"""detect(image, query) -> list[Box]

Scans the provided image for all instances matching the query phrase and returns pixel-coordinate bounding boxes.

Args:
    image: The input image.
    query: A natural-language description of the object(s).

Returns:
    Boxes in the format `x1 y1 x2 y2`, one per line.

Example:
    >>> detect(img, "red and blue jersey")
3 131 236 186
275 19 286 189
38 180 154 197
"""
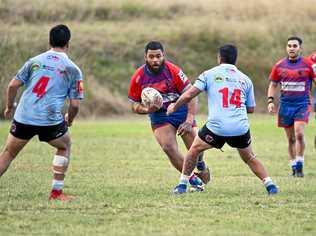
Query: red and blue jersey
269 57 315 105
128 61 191 110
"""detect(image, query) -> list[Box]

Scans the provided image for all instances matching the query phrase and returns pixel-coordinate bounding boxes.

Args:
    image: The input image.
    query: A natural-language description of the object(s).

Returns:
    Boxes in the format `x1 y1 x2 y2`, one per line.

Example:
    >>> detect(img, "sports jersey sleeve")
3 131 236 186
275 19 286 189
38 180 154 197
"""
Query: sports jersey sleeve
68 66 84 99
269 64 280 83
245 80 256 108
309 57 316 80
170 64 191 94
128 70 142 103
193 72 207 91
15 60 32 84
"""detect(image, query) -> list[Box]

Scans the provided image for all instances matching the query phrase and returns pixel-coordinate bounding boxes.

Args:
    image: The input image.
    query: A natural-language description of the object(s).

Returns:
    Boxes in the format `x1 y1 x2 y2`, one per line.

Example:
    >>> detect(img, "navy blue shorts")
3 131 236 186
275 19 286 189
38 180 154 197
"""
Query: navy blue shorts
149 105 196 130
278 103 310 127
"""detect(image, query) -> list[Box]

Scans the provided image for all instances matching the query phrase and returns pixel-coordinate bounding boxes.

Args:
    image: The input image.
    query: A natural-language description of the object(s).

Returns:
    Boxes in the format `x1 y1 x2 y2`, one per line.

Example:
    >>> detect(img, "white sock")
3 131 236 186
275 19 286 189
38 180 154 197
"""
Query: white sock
52 179 64 190
295 156 304 163
290 159 297 167
263 177 273 187
179 174 190 185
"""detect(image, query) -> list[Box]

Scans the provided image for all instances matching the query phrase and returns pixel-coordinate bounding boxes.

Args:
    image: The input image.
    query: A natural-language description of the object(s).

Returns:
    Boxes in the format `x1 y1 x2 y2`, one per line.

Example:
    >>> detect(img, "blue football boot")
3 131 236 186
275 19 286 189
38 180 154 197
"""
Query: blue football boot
295 161 304 177
266 183 278 195
189 175 205 192
173 184 187 195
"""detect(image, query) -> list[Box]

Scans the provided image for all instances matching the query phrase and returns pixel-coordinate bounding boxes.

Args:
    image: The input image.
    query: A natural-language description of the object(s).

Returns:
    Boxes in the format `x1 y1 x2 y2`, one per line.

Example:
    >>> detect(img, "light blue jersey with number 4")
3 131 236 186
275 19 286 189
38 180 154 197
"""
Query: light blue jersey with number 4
194 64 255 136
14 50 84 126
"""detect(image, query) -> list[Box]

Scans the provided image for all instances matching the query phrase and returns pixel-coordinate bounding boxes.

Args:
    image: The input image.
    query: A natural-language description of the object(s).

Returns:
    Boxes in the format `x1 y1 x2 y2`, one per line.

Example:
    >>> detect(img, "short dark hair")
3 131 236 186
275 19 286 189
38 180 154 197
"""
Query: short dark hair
145 41 164 53
49 24 71 48
287 36 303 45
219 44 238 65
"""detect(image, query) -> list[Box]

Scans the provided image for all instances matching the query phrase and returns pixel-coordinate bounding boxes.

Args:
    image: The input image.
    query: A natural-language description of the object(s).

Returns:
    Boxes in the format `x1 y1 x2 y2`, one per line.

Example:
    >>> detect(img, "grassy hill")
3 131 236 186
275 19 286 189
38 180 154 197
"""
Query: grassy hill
1 0 315 117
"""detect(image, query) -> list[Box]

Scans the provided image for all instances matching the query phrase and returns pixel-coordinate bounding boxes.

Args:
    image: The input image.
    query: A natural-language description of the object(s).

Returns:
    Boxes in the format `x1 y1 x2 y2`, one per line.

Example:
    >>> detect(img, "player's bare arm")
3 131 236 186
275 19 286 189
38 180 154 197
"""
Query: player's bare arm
131 102 159 114
167 86 201 115
66 99 80 127
4 78 23 119
267 81 278 114
177 85 198 136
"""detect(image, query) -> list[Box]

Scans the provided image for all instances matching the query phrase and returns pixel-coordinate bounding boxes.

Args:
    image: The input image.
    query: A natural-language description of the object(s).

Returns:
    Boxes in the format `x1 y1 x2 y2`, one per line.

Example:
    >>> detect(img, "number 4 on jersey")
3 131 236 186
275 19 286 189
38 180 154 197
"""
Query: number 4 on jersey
32 76 50 97
218 87 241 108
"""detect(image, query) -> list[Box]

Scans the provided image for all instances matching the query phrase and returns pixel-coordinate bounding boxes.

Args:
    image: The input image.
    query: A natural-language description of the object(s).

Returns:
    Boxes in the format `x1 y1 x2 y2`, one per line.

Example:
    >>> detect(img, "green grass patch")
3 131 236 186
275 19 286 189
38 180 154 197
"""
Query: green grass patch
0 115 315 235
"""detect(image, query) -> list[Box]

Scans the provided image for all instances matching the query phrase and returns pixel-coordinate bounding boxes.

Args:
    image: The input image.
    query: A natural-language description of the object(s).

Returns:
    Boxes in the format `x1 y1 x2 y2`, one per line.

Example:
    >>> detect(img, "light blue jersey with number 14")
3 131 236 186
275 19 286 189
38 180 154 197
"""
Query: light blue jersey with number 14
14 50 84 126
194 63 255 136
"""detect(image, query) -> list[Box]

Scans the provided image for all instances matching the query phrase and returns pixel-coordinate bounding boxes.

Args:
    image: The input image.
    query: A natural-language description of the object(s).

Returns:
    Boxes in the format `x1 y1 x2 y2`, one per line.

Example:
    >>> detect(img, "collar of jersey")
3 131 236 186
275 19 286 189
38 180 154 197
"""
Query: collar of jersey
48 49 68 58
219 63 237 70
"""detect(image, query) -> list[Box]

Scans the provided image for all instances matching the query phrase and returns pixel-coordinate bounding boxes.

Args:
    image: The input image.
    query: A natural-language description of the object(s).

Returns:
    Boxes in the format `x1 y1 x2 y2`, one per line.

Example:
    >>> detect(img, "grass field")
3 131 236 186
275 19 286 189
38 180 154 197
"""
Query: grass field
0 115 316 235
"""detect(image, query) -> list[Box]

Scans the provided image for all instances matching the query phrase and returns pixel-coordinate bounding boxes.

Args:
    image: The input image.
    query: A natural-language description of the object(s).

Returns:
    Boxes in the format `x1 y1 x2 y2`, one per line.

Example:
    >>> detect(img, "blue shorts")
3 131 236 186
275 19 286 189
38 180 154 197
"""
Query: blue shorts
278 103 310 127
149 105 195 130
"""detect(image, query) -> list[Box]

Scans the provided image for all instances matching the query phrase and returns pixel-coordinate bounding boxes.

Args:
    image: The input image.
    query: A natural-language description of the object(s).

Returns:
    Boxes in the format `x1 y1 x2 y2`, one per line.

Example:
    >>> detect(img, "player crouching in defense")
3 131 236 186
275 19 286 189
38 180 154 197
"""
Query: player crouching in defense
167 44 278 195
128 41 210 191
0 24 83 201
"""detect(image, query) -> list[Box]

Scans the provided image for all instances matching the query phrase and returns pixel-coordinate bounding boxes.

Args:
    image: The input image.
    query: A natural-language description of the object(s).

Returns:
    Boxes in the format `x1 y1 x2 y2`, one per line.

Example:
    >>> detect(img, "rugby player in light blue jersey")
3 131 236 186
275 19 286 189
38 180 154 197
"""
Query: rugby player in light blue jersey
167 44 278 195
0 24 84 201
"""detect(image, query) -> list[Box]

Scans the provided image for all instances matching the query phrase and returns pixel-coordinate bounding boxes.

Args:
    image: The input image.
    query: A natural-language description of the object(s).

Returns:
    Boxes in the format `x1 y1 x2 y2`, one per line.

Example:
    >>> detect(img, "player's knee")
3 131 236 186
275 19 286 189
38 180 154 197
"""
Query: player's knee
161 143 177 155
288 136 296 145
3 146 18 160
295 132 304 143
52 155 69 174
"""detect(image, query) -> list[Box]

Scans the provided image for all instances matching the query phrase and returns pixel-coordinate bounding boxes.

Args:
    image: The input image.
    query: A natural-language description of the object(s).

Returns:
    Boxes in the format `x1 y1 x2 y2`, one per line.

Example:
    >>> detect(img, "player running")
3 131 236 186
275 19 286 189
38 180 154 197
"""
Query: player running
167 44 278 195
267 36 316 177
128 41 210 191
0 24 84 201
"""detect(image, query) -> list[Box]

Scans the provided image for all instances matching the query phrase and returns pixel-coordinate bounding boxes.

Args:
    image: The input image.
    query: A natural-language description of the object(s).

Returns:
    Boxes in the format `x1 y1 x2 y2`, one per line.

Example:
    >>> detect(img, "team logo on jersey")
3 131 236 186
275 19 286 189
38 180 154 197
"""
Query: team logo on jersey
214 76 224 83
77 80 84 93
47 55 60 61
42 65 55 71
178 70 188 82
31 62 41 72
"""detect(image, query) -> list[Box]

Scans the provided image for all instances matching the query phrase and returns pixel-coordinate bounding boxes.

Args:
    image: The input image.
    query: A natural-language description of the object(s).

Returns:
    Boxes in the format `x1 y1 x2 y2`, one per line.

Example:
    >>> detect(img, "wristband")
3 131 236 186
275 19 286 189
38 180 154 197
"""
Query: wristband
267 96 274 104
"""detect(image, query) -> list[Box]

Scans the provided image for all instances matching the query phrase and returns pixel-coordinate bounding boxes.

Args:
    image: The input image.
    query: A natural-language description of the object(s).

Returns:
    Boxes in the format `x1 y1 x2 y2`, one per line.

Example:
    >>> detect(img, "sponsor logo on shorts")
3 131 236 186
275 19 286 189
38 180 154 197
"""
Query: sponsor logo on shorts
10 123 16 133
205 134 214 143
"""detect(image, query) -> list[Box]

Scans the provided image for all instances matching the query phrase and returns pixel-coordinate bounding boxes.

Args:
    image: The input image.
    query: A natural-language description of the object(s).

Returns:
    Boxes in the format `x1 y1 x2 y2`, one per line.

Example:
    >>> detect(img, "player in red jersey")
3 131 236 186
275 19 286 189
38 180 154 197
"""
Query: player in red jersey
267 36 316 177
128 41 210 189
305 52 316 148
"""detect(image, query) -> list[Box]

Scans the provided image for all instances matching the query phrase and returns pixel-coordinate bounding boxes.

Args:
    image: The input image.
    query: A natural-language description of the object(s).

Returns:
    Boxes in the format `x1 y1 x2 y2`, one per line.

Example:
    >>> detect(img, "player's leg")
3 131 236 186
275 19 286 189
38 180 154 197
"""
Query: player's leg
284 127 296 175
181 127 211 184
278 105 296 175
0 120 34 177
174 134 212 194
47 132 73 201
0 134 29 177
39 121 73 201
153 124 184 172
293 121 307 177
237 145 278 194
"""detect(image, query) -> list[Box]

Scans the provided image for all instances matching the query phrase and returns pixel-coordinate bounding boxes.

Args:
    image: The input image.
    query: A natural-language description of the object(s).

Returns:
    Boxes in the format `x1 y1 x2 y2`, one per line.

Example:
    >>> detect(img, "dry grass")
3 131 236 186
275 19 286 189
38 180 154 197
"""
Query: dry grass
0 0 316 115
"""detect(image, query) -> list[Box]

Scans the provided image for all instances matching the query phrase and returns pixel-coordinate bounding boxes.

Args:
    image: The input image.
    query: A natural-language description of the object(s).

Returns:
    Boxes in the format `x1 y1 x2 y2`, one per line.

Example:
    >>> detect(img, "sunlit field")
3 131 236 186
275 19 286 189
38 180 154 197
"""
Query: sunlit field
0 115 315 235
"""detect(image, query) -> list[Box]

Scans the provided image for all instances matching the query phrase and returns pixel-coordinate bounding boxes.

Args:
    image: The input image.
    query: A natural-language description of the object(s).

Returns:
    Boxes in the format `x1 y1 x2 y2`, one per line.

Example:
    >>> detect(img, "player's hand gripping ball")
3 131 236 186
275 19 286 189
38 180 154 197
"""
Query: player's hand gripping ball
141 87 163 109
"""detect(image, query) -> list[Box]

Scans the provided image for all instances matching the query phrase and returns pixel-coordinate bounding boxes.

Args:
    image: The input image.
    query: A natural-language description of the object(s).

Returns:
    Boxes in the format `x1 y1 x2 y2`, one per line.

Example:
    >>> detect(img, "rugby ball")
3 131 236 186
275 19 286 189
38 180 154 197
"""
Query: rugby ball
141 87 163 108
